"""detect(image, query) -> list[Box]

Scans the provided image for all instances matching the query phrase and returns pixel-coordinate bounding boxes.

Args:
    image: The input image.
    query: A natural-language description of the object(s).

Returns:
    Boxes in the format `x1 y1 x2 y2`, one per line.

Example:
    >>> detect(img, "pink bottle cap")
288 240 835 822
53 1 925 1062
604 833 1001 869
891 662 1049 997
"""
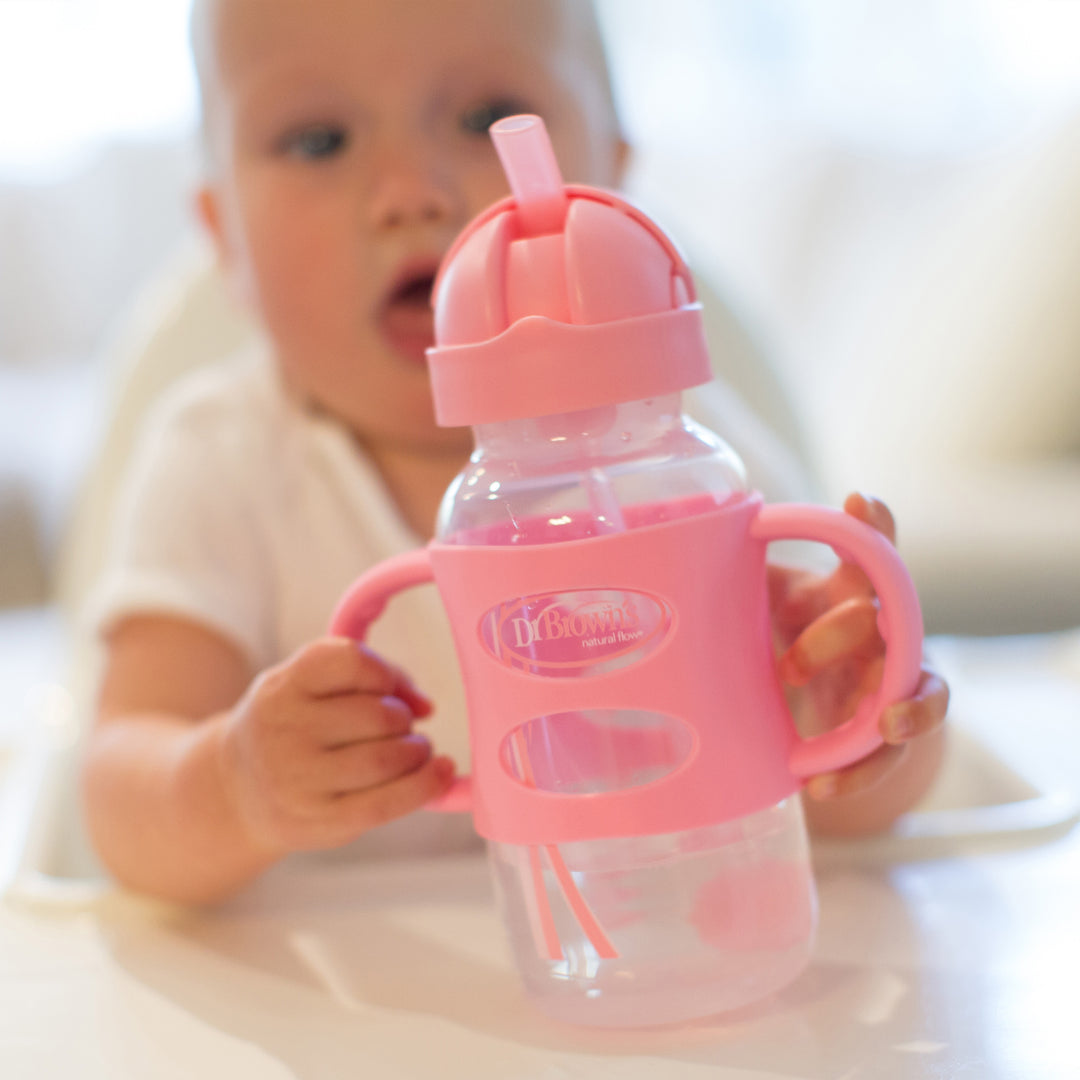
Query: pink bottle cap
426 115 713 426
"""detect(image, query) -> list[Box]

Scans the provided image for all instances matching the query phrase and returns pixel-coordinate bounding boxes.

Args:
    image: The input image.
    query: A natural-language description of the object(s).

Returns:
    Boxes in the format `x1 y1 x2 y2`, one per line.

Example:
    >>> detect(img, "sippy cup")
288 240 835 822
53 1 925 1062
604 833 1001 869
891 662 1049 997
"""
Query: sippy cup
331 115 924 1027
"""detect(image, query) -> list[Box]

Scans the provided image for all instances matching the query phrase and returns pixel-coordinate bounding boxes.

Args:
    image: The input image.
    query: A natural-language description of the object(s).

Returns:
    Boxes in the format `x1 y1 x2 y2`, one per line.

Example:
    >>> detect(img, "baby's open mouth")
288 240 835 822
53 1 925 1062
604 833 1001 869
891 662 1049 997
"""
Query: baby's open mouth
392 273 436 307
378 264 439 364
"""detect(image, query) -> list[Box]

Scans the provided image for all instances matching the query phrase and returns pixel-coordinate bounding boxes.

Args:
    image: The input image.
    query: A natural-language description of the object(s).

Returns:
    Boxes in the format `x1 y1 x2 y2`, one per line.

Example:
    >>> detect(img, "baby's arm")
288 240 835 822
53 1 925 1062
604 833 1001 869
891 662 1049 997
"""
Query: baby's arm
82 616 454 904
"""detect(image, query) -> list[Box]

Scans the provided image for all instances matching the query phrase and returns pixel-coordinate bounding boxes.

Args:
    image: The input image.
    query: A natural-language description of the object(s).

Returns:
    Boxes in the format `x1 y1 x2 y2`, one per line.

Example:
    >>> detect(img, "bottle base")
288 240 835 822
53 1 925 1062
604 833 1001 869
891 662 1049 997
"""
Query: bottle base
490 798 818 1028
523 944 813 1029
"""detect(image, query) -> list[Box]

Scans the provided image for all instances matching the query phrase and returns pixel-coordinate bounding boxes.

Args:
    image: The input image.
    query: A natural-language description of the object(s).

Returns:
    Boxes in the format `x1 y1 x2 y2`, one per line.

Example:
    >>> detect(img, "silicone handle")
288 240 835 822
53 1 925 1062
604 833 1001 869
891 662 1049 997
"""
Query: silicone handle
751 504 924 777
329 548 472 813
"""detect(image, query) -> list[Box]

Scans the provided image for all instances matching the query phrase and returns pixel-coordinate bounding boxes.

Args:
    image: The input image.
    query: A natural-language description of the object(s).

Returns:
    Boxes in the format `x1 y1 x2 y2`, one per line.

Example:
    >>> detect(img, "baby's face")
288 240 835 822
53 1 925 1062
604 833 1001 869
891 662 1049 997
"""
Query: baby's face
197 0 626 455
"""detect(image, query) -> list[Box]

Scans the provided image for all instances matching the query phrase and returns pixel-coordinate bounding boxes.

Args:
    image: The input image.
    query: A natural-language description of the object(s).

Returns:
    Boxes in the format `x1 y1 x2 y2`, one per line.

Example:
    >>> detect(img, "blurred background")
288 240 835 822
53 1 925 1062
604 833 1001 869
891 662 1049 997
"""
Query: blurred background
2 0 1079 636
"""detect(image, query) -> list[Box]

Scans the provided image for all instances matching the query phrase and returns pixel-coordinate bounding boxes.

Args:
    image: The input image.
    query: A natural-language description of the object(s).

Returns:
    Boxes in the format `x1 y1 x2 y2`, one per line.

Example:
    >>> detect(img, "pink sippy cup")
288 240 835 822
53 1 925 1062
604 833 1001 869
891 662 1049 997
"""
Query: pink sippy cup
331 116 924 1027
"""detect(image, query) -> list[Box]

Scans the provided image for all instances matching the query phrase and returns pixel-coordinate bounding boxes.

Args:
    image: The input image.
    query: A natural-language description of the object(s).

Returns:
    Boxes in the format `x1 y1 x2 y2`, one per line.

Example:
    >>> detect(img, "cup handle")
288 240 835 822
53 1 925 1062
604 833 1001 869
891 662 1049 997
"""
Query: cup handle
751 504 925 778
329 548 472 813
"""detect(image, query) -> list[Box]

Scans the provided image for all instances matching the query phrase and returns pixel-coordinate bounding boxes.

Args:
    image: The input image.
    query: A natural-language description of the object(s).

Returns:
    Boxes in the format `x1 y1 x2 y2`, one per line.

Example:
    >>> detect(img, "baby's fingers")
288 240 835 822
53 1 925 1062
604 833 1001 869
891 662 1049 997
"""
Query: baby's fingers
331 755 457 837
311 691 417 748
843 492 896 545
805 742 907 802
778 596 882 687
881 667 950 745
286 638 433 717
814 494 897 609
769 495 896 637
319 733 434 796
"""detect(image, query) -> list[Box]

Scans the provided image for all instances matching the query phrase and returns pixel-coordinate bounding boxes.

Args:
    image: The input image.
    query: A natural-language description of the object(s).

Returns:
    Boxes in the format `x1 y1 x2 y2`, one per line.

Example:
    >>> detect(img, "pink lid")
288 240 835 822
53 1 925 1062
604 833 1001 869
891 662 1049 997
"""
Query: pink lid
426 115 712 426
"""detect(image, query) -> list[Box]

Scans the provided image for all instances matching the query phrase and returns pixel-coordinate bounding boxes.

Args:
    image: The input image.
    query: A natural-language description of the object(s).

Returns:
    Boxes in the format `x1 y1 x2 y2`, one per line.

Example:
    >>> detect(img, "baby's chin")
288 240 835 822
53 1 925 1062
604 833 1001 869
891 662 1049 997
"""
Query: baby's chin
308 375 468 453
352 412 473 457
379 322 434 366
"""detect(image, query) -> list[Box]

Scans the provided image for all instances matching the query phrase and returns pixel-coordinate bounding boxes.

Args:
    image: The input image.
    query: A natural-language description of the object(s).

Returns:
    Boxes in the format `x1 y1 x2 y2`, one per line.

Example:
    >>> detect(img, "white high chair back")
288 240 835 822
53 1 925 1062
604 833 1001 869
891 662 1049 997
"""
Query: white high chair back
56 240 257 622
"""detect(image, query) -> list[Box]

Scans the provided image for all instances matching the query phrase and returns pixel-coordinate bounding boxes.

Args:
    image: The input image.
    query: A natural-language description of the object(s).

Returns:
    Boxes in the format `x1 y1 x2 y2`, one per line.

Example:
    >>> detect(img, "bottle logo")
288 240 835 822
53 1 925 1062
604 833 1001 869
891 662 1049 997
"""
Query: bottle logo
479 588 673 676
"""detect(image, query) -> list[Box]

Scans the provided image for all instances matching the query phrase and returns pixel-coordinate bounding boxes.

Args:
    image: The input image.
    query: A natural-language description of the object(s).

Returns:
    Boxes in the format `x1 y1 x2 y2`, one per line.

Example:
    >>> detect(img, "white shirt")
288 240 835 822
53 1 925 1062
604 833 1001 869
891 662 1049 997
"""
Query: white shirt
90 347 811 855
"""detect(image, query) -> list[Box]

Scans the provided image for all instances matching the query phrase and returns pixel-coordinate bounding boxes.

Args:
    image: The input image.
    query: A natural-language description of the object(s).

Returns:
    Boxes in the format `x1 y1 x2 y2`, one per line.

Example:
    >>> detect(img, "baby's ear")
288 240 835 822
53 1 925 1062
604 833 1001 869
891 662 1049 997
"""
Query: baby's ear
194 184 227 260
194 184 251 311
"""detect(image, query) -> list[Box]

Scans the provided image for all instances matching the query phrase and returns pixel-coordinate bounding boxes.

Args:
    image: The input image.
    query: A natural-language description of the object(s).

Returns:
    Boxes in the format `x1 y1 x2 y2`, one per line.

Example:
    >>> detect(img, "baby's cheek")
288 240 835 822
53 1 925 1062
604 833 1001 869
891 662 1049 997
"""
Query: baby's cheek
256 253 358 351
244 204 349 305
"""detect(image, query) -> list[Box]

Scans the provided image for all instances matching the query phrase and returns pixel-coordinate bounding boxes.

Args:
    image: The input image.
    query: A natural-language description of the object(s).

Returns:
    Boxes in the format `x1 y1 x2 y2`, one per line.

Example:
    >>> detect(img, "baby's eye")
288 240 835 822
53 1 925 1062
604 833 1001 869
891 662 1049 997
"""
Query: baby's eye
280 124 348 160
460 98 531 135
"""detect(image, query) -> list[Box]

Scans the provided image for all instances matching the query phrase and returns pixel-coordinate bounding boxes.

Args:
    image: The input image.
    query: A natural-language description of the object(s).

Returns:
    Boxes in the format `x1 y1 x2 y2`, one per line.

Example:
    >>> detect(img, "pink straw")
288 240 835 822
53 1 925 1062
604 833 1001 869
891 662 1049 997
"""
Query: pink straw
510 728 617 961
489 114 569 237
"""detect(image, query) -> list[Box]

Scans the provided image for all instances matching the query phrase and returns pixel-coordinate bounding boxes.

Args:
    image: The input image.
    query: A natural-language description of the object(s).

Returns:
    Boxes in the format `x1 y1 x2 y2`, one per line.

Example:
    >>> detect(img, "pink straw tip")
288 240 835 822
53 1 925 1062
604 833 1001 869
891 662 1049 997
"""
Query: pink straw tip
490 114 568 236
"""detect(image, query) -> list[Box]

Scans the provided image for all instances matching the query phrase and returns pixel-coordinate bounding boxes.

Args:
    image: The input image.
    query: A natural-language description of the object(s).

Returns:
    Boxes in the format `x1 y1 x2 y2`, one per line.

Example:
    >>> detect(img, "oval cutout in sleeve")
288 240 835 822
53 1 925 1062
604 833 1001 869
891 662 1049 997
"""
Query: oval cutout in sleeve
500 709 694 795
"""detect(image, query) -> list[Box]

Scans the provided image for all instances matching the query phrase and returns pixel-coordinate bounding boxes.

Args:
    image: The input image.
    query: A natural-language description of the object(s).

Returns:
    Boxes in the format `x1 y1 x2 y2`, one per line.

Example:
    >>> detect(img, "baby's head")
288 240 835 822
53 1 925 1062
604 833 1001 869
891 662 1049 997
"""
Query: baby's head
190 0 628 457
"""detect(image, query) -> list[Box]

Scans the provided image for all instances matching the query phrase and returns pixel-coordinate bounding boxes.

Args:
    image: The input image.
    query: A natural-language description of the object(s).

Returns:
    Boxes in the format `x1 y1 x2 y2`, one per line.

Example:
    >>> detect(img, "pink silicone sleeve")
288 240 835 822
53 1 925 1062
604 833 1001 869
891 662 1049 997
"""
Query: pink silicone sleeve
751 504 925 777
328 549 473 813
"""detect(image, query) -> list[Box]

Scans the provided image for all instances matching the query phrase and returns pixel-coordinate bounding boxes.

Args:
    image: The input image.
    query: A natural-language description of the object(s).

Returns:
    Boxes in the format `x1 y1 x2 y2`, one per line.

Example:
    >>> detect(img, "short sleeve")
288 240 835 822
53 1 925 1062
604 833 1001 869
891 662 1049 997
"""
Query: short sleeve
87 378 274 669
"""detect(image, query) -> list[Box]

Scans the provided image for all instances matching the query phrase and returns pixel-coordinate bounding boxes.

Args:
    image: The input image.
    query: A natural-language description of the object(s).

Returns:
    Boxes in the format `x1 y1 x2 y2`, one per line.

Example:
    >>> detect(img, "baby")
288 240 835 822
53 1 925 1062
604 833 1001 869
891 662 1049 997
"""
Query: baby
81 0 947 903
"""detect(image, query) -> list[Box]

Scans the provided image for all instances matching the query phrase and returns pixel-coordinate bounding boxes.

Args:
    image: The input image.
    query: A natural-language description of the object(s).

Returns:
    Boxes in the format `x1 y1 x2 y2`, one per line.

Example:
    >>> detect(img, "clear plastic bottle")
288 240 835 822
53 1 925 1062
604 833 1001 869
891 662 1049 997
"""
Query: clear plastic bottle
434 395 817 1026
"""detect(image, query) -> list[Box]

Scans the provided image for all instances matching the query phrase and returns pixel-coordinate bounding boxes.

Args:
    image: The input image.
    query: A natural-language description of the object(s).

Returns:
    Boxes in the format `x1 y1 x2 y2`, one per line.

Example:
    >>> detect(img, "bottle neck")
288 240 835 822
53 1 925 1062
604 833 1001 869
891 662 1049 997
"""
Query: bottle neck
471 394 685 470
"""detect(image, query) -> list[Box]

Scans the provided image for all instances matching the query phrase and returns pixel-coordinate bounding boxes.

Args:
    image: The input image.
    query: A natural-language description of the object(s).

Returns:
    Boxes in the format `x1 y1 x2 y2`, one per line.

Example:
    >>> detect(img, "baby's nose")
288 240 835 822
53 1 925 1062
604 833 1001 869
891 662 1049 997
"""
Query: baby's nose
366 144 458 231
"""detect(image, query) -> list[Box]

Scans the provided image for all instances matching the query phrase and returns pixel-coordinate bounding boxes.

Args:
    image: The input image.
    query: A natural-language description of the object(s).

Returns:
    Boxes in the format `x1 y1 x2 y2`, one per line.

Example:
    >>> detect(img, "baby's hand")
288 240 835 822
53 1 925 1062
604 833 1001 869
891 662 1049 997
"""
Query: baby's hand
768 493 949 805
217 638 455 856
